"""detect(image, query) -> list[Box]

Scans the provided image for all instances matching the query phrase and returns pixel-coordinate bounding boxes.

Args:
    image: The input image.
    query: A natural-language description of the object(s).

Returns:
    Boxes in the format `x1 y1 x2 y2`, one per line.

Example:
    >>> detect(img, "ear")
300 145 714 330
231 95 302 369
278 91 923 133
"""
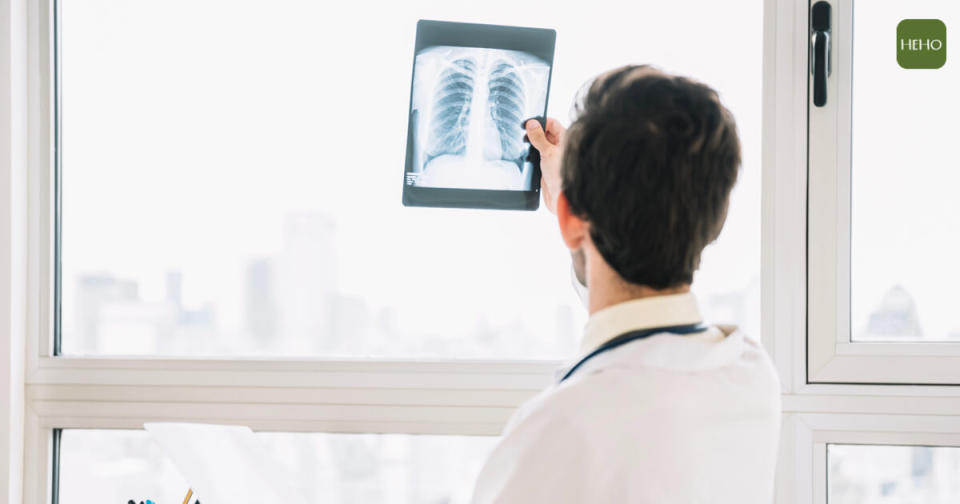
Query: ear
556 192 588 251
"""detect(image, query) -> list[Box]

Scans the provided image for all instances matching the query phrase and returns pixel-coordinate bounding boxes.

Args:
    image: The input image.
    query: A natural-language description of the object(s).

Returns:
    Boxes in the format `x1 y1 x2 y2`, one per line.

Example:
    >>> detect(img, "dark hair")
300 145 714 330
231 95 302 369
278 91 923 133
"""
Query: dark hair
561 65 741 289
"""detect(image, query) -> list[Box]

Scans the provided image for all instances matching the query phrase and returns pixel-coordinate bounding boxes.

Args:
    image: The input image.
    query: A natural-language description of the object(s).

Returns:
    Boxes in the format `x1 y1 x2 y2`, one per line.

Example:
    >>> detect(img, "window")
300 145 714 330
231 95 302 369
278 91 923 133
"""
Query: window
18 0 765 501
806 0 960 384
773 412 960 504
849 2 960 343
59 430 495 504
15 0 959 502
829 444 960 502
58 0 763 358
764 0 960 503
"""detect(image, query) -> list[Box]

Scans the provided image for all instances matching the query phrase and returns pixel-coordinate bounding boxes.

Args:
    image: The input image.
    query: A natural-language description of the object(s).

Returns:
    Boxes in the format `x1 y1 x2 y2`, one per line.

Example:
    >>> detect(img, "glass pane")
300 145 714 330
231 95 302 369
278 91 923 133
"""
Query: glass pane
59 429 496 504
60 0 762 357
829 444 960 503
851 3 960 341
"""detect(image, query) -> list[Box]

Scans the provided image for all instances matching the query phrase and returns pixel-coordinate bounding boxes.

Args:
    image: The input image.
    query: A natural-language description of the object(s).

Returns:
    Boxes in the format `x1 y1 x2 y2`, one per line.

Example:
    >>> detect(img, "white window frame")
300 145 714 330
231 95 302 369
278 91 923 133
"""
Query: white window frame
2 0 29 500
804 0 960 385
765 0 960 502
777 412 960 504
2 0 960 502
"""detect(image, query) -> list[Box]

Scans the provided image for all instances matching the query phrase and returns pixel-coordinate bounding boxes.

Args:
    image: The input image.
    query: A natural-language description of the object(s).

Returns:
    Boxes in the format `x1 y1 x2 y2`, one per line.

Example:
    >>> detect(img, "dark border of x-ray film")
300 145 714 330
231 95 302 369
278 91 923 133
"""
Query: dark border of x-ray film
402 19 556 211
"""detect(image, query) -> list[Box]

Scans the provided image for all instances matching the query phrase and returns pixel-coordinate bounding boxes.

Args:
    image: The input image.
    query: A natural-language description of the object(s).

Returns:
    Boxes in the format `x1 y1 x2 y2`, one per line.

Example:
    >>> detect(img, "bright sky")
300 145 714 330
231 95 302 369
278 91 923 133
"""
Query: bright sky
850 1 960 339
62 0 765 355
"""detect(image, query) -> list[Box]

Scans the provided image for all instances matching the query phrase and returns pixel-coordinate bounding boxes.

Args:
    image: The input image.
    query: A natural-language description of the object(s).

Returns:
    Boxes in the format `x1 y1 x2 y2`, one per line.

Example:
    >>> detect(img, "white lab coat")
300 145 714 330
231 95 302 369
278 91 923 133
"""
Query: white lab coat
471 291 781 503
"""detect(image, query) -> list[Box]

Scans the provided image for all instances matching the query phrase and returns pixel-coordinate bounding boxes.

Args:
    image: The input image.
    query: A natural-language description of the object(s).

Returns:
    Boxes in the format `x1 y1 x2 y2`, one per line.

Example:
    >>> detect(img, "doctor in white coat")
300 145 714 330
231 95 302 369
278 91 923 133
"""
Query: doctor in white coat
471 65 781 503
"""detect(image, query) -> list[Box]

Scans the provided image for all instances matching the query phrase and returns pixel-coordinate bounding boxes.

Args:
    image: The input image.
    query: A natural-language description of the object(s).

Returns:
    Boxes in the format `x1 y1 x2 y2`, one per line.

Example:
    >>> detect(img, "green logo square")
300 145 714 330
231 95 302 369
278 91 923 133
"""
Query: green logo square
898 19 947 69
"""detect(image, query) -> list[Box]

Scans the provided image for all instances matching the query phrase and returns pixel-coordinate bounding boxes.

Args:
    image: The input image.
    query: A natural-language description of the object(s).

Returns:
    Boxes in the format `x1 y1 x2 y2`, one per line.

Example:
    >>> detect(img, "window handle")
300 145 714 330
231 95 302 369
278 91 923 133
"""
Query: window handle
811 1 832 107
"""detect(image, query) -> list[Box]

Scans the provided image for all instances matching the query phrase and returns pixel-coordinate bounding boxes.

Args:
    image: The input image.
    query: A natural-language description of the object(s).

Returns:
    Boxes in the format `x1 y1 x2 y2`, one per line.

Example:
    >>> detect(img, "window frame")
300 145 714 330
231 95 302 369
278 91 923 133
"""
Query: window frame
778 412 960 504
764 0 960 502
2 0 29 500
4 0 960 502
805 0 960 385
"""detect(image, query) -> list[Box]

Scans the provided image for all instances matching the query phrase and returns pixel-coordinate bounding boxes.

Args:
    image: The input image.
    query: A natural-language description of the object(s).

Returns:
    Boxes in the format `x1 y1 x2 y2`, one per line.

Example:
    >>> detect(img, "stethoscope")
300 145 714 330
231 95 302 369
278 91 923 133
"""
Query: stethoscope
559 323 707 383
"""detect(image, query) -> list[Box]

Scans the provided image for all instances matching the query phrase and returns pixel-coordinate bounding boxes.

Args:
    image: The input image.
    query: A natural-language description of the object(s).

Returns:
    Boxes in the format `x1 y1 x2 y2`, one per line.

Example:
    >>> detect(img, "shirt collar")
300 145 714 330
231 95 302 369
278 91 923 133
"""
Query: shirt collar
580 292 704 355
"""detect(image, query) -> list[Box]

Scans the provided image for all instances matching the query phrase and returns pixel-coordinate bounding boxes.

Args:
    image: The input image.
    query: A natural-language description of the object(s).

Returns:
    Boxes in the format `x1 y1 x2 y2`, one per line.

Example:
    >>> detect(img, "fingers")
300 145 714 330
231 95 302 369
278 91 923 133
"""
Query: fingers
525 119 553 153
523 117 563 215
524 117 565 149
544 117 566 144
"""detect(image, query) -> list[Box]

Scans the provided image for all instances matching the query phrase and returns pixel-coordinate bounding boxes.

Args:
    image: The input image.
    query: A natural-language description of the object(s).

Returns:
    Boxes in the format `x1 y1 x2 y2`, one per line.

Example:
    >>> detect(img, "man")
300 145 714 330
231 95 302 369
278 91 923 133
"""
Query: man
471 65 781 503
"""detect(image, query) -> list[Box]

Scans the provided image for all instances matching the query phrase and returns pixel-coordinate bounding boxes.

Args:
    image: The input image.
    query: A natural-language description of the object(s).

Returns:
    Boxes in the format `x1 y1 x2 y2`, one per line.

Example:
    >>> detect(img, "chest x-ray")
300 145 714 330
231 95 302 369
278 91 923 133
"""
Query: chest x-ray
408 47 550 191
402 20 555 210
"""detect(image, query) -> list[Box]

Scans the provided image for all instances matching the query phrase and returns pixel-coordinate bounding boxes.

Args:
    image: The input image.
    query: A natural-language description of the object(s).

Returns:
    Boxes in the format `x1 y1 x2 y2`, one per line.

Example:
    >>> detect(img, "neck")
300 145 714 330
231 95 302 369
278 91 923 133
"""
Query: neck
585 248 691 315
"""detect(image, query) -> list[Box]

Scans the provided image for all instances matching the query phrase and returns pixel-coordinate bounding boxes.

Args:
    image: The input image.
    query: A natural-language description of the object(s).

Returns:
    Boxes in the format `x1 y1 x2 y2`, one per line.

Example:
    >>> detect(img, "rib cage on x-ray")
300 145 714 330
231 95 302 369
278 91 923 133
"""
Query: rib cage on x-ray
425 58 476 167
408 46 550 191
423 57 529 172
487 61 526 168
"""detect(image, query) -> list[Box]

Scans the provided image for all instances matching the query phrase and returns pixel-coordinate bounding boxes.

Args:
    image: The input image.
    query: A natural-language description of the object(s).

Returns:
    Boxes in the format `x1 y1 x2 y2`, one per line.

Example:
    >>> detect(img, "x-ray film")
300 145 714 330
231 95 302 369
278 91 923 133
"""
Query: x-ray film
403 20 556 210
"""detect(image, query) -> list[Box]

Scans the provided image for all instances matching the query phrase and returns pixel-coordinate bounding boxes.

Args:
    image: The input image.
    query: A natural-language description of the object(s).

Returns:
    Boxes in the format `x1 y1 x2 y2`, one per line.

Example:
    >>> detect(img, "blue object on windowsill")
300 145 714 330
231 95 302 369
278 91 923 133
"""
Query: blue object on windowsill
127 500 198 504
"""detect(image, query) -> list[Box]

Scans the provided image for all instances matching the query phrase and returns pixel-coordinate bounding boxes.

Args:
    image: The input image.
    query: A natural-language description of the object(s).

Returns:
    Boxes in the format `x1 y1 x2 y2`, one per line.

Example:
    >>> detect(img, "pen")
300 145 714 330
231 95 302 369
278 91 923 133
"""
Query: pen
182 489 194 504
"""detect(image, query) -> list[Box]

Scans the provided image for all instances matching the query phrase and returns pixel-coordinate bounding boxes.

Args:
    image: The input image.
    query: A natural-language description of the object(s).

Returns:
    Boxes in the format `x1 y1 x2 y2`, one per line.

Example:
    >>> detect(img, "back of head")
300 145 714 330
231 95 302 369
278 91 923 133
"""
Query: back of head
561 65 742 290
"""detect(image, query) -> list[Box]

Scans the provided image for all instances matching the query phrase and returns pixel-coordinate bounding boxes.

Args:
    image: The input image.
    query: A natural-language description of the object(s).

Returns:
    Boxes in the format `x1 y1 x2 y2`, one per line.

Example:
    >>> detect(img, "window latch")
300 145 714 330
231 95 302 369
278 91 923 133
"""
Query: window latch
811 1 832 107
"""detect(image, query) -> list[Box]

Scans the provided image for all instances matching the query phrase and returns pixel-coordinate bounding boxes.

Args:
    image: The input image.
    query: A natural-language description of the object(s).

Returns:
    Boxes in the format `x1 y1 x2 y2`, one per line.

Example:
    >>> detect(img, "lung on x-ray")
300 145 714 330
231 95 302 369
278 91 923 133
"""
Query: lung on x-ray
402 21 555 210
